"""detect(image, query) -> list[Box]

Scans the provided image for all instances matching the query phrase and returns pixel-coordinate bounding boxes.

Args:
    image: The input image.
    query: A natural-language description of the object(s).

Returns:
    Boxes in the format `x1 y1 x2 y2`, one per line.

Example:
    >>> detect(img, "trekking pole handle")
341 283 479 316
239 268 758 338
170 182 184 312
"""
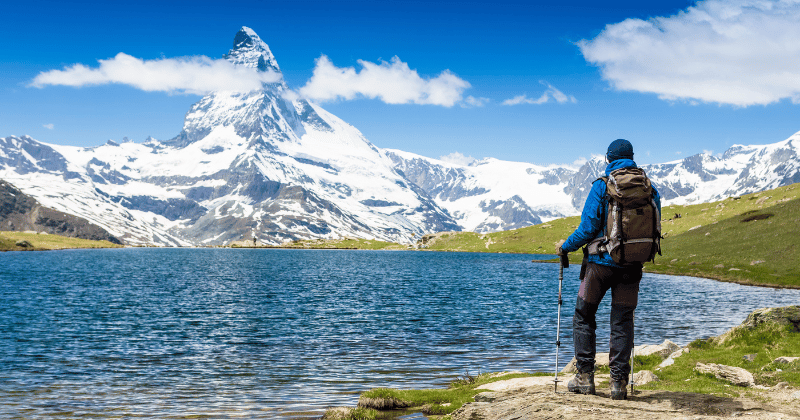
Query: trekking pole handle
560 253 569 269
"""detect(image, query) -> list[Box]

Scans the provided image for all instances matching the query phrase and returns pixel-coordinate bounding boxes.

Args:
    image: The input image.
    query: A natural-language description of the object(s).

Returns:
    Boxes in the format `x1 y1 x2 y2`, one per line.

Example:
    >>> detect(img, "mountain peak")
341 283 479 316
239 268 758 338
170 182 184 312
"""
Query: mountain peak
225 26 281 73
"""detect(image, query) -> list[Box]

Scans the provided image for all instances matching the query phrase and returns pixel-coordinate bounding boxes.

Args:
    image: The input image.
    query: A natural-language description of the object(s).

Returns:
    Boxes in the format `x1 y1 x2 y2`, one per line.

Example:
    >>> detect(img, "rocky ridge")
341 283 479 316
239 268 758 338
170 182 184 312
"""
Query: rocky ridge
0 179 121 244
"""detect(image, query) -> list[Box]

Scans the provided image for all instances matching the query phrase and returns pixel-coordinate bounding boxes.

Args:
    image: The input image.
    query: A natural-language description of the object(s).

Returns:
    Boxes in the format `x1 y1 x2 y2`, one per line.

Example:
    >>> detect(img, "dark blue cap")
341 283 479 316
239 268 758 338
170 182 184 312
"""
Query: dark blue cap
607 139 634 161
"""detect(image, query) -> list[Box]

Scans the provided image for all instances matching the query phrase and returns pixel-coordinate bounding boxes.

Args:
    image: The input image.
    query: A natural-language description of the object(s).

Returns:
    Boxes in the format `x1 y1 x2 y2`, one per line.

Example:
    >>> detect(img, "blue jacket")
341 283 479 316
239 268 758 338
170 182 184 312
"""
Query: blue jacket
562 159 662 268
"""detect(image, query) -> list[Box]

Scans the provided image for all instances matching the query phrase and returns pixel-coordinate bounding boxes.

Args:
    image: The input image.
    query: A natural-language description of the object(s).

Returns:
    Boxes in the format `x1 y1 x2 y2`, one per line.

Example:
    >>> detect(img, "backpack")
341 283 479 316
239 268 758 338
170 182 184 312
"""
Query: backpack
589 167 661 265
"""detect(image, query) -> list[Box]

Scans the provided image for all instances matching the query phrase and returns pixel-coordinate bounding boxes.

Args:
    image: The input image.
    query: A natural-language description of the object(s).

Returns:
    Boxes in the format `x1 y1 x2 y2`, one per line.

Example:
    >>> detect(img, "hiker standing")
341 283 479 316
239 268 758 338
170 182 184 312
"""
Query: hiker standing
556 139 662 400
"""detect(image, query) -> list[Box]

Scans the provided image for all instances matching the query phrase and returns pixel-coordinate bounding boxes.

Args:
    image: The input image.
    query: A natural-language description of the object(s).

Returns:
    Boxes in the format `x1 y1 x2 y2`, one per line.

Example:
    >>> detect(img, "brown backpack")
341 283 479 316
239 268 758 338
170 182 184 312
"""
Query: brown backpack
590 167 661 265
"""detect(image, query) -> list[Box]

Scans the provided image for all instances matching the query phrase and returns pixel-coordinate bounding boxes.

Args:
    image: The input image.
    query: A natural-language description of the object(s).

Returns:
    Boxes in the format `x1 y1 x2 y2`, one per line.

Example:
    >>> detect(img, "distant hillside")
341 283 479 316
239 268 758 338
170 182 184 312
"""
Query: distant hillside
415 183 800 288
0 179 122 244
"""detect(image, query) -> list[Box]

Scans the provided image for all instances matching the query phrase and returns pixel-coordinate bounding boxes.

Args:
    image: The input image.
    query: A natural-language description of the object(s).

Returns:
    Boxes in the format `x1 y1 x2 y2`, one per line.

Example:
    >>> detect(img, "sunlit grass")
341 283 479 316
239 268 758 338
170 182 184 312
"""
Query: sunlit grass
0 231 122 251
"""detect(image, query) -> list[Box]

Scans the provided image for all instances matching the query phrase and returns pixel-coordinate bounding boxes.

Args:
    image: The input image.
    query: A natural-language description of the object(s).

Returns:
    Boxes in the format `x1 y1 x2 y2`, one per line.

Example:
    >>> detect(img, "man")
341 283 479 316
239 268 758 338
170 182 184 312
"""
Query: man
556 139 661 400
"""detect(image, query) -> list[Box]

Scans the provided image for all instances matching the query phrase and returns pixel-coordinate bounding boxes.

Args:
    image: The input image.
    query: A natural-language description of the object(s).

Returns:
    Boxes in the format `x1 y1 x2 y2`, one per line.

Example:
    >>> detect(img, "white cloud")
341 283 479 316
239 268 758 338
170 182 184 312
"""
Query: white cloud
461 95 489 108
299 55 471 107
502 82 576 105
42 123 54 130
439 151 476 166
579 0 800 106
571 156 588 167
30 53 282 95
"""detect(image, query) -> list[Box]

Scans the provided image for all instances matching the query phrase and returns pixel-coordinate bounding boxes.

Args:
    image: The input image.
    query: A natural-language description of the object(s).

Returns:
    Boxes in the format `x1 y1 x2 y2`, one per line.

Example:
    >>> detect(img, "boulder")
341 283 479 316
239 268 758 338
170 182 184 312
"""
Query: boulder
792 391 800 401
15 240 33 248
632 370 659 386
658 347 690 368
634 339 680 359
695 362 754 387
773 356 799 364
742 353 757 362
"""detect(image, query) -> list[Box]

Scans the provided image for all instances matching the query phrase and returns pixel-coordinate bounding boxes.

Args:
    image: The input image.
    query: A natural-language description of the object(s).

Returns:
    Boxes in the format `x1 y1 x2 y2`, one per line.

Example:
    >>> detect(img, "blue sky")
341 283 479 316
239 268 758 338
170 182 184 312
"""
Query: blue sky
3 0 799 167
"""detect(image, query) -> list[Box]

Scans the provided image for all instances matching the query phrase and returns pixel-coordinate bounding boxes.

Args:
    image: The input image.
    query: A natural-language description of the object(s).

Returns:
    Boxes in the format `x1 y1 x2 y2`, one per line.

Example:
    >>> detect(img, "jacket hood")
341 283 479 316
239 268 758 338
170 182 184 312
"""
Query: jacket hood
605 158 637 176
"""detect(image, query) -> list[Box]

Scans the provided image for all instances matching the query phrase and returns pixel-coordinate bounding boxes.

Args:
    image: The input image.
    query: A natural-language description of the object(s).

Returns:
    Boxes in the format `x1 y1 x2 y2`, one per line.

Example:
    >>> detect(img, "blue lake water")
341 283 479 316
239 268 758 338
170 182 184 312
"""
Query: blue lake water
1 248 799 418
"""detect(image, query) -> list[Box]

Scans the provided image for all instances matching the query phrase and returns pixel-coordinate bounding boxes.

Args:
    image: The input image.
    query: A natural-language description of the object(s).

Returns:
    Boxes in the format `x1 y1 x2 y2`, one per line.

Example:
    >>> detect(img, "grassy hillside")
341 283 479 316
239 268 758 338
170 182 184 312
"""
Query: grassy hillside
418 183 800 288
0 231 123 251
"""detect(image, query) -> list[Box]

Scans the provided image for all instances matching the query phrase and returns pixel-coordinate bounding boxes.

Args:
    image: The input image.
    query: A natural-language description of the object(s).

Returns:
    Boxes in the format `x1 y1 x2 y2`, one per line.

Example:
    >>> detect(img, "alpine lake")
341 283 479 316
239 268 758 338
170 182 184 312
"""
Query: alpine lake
2 248 799 418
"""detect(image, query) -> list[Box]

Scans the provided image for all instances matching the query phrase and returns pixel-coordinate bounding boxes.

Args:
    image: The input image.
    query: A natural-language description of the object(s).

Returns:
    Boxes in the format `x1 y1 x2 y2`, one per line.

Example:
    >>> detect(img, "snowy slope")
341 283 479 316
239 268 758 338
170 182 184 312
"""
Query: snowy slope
386 149 577 232
387 132 800 232
0 27 458 246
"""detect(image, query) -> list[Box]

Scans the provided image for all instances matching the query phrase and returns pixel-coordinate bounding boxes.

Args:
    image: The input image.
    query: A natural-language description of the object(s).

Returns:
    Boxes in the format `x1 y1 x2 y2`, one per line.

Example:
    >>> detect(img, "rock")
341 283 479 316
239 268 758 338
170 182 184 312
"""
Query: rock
716 306 800 343
669 347 690 359
792 391 800 400
773 356 799 364
474 392 498 402
658 358 674 368
15 240 33 248
635 339 680 359
773 382 790 390
750 260 765 265
632 370 659 385
742 353 757 362
695 362 754 387
657 348 689 368
562 341 680 373
714 264 724 269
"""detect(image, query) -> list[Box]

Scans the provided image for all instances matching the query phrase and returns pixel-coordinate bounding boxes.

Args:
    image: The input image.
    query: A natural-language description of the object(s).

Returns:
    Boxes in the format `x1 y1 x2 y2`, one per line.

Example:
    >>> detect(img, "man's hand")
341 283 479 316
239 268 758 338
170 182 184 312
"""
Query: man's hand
556 239 566 256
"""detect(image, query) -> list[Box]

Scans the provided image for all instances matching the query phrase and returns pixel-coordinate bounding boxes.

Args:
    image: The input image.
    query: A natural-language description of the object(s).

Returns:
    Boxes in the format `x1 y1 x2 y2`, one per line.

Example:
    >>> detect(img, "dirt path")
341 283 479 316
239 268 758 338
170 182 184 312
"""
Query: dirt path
452 377 800 420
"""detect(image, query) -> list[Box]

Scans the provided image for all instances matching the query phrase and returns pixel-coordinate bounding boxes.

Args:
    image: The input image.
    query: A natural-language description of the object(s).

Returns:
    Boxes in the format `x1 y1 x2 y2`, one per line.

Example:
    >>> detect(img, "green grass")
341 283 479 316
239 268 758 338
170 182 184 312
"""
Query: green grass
0 231 123 251
633 320 800 396
355 372 548 417
420 183 800 288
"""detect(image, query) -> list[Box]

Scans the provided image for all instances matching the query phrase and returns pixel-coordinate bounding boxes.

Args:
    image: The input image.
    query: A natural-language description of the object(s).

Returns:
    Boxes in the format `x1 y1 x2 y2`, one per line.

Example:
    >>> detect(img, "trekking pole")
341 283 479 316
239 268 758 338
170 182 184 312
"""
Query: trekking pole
630 310 635 395
553 253 569 393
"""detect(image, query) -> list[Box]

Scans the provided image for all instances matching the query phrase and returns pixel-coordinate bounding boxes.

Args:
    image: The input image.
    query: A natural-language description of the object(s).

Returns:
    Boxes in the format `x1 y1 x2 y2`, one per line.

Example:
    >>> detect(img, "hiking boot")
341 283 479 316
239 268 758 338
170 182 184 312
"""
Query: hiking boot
610 378 628 400
567 372 595 395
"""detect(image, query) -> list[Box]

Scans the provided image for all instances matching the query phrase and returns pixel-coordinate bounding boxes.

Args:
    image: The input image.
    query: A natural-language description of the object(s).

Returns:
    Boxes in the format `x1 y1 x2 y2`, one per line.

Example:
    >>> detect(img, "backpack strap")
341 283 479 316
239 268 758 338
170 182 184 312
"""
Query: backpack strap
586 177 610 256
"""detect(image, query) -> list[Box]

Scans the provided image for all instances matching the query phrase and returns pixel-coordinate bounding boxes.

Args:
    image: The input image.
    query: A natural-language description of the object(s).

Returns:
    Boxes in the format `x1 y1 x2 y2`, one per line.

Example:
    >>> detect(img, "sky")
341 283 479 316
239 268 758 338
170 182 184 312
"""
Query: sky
2 0 800 167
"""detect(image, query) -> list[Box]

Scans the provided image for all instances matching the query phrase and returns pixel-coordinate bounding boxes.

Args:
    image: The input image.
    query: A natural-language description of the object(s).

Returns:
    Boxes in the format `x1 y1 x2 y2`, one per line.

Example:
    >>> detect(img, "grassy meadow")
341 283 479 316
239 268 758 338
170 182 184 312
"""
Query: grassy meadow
0 231 123 251
419 183 800 288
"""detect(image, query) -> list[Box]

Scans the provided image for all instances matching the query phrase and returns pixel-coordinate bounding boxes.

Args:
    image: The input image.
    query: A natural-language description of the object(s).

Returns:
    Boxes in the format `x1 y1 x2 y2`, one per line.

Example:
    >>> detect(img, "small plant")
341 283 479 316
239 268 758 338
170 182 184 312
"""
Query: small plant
450 370 482 388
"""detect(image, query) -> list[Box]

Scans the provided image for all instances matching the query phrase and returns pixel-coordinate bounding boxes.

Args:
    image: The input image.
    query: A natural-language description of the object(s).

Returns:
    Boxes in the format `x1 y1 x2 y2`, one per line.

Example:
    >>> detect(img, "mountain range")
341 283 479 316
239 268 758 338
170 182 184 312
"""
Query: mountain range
1 27 799 246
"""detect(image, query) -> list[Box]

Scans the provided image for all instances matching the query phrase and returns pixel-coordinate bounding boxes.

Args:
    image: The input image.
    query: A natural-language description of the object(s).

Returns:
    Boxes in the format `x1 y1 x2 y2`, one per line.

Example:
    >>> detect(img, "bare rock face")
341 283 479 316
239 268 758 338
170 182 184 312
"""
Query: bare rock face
694 362 755 387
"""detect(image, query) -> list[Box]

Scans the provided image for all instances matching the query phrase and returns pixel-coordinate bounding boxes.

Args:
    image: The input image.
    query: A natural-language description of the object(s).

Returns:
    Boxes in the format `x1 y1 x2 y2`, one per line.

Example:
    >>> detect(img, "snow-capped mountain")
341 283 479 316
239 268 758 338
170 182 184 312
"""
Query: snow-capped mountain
0 27 459 246
1 27 799 245
387 131 800 233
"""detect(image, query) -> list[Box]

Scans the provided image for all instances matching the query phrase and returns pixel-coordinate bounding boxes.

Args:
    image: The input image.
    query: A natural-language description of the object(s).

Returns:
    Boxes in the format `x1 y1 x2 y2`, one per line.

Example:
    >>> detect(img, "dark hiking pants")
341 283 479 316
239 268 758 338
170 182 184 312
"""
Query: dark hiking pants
573 262 642 381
